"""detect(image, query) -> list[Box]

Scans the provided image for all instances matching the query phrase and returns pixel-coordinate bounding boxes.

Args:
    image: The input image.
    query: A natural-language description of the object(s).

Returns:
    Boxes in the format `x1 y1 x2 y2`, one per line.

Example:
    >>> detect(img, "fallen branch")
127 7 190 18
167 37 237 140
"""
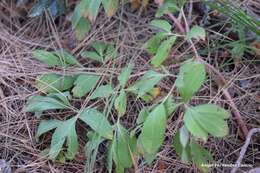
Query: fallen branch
154 0 249 137
231 128 260 173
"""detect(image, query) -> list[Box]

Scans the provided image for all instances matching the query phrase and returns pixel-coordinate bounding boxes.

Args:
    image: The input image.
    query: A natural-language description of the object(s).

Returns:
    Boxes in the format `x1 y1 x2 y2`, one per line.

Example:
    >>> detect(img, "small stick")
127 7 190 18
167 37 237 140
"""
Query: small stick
231 128 260 173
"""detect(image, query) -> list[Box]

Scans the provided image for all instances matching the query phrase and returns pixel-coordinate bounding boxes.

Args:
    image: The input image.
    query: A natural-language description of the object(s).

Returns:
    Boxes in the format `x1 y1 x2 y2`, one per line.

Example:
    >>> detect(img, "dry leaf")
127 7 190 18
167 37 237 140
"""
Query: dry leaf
131 0 149 10
251 41 260 56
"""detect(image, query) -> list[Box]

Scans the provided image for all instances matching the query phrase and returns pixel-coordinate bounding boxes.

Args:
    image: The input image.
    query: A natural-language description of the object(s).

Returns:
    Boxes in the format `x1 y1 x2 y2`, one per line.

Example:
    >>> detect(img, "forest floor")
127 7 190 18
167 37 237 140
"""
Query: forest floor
0 1 260 173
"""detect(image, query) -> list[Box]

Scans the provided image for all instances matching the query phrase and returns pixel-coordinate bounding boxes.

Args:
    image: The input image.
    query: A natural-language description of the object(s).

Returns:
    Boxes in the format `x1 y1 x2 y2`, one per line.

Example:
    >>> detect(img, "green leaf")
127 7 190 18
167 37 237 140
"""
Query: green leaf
81 51 103 63
92 41 107 55
163 96 177 117
54 49 81 67
47 91 71 106
87 0 102 22
139 87 161 102
102 0 119 17
172 130 191 162
56 152 66 163
85 132 105 172
118 63 133 88
138 104 167 163
175 60 206 101
186 25 206 41
155 1 179 17
136 107 149 124
143 32 168 55
25 95 68 113
231 43 245 59
104 43 117 61
179 125 189 148
90 84 114 99
71 4 82 28
36 74 75 93
29 0 51 17
128 70 164 98
175 0 187 7
32 50 62 67
114 90 127 117
16 0 28 6
81 42 117 63
107 142 113 173
36 119 61 138
75 17 91 41
79 108 113 139
151 36 176 67
49 117 77 159
205 0 260 36
47 0 66 17
72 74 100 97
112 123 133 169
184 104 230 140
173 132 182 156
150 19 172 33
190 139 213 173
79 0 90 17
65 125 79 160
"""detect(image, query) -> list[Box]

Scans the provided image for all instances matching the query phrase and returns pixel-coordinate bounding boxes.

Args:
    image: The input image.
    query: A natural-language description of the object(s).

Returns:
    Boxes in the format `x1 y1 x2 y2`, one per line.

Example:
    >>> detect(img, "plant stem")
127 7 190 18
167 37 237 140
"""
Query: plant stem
154 0 249 137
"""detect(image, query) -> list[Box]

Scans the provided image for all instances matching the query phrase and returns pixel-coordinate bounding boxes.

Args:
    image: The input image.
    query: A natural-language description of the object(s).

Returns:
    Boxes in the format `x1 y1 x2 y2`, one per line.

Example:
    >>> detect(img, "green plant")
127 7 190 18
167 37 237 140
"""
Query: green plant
204 0 260 36
24 0 66 17
24 1 234 173
71 0 120 40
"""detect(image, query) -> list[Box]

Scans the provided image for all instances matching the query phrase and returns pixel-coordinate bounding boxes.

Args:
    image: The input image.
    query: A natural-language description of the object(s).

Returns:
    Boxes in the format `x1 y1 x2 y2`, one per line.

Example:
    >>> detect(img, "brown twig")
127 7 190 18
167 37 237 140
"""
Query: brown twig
154 0 249 137
231 128 260 173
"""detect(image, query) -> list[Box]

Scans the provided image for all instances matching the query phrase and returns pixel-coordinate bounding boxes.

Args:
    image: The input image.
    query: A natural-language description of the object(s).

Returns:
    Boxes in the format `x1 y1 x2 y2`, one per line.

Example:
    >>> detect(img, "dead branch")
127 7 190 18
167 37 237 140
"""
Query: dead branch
231 128 260 173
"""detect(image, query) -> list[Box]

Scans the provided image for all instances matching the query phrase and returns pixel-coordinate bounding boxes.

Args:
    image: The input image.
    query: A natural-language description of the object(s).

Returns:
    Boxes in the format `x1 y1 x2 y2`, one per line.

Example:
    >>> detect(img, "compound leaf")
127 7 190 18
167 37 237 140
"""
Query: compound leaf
184 104 230 140
49 117 77 159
